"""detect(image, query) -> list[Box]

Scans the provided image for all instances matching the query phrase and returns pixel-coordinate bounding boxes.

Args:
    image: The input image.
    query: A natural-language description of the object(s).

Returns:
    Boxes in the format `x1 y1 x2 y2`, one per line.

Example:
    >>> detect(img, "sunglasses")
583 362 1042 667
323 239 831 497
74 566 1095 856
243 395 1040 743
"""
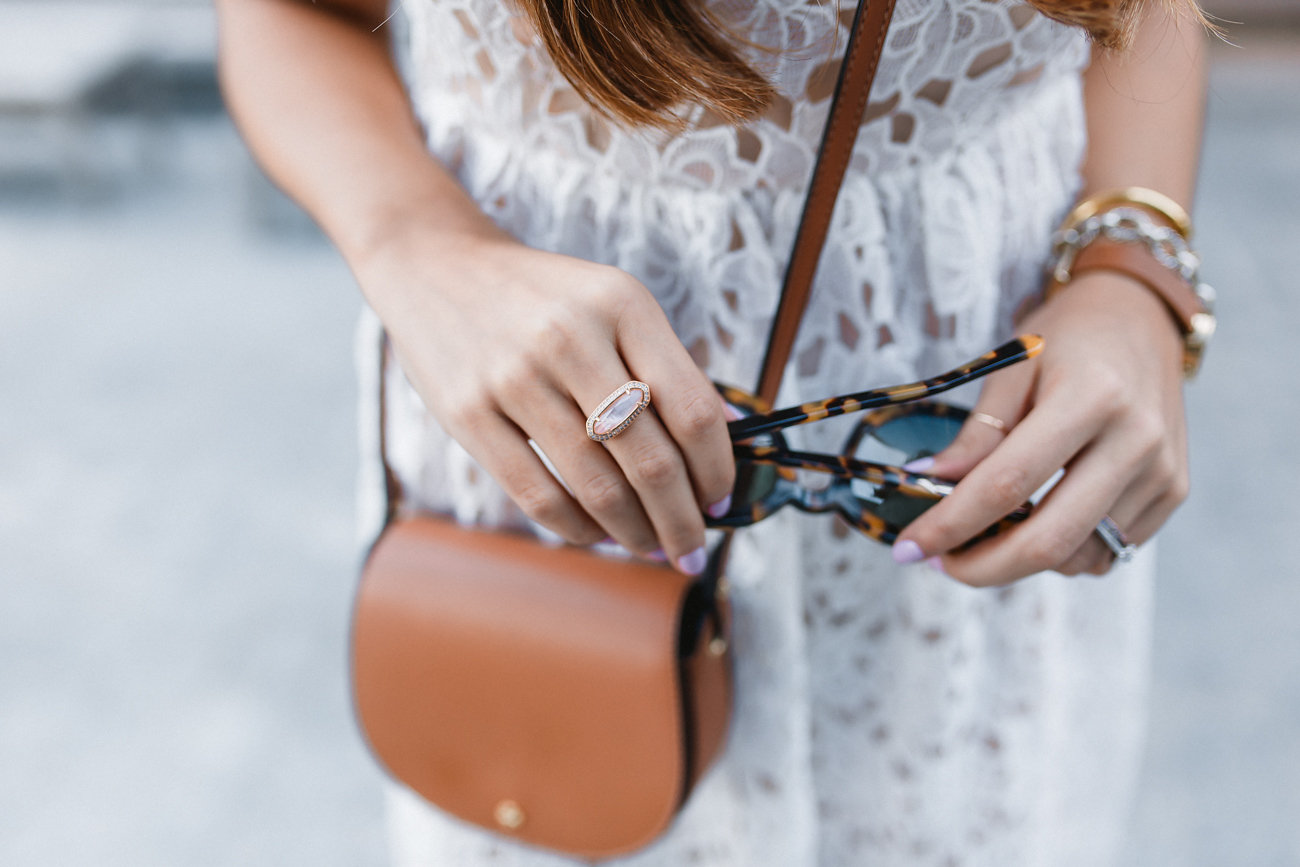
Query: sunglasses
704 336 1044 546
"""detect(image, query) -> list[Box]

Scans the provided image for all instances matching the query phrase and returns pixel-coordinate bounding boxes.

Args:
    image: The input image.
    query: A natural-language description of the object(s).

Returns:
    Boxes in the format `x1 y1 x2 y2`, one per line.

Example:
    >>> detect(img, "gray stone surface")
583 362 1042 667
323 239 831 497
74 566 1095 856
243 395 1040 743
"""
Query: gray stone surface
1 31 1297 867
1117 34 1300 867
0 122 386 866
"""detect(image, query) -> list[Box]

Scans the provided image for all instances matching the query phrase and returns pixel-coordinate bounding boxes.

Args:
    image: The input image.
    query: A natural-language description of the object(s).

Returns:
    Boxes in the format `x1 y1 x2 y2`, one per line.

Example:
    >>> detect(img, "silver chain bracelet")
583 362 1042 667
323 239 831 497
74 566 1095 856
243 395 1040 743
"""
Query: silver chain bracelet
1051 206 1217 311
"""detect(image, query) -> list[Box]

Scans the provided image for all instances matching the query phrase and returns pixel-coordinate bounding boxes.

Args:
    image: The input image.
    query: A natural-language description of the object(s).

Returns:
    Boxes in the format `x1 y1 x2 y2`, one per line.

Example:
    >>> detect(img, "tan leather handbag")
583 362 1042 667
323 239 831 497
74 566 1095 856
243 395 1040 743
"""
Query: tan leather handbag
350 0 896 858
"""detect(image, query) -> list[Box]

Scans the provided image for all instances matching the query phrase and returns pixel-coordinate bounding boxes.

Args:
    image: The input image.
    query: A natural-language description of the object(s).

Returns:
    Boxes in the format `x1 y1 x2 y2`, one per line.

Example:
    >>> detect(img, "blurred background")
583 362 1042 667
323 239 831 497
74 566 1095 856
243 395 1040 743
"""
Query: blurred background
1 1 1297 865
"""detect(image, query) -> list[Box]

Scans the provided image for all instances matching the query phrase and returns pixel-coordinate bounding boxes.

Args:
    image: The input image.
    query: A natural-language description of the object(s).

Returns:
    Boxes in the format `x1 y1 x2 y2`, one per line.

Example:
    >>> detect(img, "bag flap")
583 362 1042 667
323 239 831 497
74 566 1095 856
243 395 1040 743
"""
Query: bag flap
351 517 697 858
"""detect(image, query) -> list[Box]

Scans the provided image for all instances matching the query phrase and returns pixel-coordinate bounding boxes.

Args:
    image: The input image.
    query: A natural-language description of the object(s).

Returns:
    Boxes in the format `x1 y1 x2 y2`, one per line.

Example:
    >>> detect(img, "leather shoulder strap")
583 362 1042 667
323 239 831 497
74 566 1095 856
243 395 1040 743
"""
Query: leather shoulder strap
378 0 895 520
755 0 896 405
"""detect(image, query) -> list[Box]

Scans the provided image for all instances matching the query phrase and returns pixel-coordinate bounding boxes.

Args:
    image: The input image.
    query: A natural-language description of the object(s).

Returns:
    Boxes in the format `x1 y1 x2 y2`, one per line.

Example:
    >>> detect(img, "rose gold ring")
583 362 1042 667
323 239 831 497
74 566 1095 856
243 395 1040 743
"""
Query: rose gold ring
970 411 1008 433
586 381 651 442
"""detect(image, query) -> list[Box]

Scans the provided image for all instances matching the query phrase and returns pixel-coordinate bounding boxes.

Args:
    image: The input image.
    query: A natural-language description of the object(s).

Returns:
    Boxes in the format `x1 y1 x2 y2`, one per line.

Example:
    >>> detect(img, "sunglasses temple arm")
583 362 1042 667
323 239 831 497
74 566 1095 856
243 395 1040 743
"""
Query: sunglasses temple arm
729 335 1042 440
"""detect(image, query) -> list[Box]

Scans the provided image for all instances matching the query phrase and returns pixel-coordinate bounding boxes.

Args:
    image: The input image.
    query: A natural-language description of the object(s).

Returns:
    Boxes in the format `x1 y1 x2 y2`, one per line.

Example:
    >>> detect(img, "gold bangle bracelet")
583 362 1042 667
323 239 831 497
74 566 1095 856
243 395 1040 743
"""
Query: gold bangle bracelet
1061 186 1194 240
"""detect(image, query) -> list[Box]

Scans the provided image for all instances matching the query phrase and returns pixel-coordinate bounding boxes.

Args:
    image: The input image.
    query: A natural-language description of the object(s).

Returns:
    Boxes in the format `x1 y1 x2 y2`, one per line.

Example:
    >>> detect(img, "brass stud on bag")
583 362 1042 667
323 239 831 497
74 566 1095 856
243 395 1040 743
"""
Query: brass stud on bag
494 799 526 830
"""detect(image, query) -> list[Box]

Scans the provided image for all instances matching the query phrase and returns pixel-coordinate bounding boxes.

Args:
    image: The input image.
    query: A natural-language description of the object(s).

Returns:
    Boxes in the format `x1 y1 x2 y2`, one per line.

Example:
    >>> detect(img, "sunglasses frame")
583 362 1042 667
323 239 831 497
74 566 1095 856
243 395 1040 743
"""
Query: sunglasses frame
723 335 1043 442
705 336 1044 543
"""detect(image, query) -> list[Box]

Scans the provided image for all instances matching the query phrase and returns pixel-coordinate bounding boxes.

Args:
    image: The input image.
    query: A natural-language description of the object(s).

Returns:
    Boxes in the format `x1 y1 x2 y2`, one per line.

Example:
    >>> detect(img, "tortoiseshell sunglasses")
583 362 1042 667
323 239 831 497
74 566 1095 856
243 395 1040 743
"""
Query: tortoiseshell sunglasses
704 336 1045 546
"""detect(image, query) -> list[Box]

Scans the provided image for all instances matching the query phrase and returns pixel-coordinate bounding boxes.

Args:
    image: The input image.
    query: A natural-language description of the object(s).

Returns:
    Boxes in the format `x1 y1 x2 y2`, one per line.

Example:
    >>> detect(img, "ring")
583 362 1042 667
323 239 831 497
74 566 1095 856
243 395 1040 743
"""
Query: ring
586 381 652 442
970 411 1008 432
1094 515 1137 564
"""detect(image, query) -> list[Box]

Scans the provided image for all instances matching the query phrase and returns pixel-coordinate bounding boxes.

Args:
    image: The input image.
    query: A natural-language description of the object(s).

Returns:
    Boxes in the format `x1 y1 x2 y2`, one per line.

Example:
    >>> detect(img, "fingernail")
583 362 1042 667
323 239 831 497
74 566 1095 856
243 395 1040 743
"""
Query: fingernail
902 456 935 473
599 536 615 545
707 494 732 519
647 548 667 562
677 546 708 576
892 539 925 564
926 556 946 574
723 403 744 421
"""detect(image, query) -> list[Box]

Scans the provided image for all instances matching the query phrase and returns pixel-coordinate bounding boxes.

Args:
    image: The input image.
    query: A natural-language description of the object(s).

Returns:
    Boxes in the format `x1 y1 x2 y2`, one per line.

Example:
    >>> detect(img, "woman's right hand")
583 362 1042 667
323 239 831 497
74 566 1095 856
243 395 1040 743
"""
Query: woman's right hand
357 225 736 576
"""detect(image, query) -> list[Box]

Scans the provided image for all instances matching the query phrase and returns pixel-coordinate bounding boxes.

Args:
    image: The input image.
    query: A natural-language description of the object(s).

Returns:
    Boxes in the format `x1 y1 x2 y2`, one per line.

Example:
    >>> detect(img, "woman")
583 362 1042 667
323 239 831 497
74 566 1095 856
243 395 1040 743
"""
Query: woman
216 0 1209 863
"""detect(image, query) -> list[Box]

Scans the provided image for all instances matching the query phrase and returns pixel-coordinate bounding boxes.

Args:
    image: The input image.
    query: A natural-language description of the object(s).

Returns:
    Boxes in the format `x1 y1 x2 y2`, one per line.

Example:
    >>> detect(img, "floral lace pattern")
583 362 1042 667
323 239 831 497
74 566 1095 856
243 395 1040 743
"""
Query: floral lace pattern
357 1 1155 864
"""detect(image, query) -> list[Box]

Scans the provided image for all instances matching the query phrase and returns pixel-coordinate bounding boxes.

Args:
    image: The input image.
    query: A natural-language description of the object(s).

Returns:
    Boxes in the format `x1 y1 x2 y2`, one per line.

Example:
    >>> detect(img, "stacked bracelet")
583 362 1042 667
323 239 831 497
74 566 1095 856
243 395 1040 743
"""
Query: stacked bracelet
1059 186 1194 241
1048 188 1216 379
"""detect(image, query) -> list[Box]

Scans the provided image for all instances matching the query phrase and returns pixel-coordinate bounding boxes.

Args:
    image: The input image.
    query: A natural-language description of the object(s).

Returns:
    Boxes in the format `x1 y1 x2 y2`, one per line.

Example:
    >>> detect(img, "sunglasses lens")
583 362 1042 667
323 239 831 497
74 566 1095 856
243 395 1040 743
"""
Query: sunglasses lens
730 462 781 514
873 487 941 526
846 406 958 533
853 410 964 466
876 413 963 460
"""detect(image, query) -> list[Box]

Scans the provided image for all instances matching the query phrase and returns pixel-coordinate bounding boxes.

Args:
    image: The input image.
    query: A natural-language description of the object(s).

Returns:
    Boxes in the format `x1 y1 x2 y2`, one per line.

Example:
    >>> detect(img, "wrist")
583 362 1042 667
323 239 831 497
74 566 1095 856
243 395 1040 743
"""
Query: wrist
348 196 512 272
348 200 522 318
1042 270 1187 376
1048 199 1216 379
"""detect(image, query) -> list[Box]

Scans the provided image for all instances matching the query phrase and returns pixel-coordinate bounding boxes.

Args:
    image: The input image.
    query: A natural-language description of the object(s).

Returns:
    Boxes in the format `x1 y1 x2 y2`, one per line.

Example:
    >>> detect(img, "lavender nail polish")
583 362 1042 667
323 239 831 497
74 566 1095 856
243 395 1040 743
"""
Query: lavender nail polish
647 549 667 562
892 539 925 565
707 494 733 519
926 556 945 573
902 456 935 473
677 547 708 576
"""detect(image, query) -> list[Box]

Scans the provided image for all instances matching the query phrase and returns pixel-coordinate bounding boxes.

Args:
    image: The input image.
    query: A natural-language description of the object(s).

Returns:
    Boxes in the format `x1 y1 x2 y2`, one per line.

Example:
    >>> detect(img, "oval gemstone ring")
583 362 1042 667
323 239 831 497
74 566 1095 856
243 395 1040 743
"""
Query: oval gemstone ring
586 381 652 442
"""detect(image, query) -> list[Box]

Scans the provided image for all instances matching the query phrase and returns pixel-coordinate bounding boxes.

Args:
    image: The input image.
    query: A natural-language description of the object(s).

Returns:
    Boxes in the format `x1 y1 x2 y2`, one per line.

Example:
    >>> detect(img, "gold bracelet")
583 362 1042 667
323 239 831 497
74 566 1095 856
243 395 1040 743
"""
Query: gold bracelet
1061 186 1194 240
1047 205 1216 379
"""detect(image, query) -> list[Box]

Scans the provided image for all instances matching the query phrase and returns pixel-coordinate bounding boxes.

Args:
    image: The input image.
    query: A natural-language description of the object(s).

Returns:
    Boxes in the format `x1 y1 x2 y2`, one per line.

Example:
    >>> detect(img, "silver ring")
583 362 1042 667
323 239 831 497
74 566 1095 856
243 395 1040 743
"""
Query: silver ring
586 381 651 442
1095 516 1137 563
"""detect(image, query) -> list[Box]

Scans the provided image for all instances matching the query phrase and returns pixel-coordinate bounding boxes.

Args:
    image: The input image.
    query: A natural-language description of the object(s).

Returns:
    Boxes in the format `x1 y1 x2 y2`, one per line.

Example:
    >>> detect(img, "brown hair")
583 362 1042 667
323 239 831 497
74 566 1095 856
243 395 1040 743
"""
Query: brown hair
515 0 1209 130
1027 0 1213 51
517 0 775 130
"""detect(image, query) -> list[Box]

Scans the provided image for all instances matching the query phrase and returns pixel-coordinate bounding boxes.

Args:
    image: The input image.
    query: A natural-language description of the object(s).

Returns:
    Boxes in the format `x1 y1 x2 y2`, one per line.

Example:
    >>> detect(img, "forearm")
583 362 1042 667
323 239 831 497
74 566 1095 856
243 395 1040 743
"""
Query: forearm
1079 6 1208 207
214 0 505 275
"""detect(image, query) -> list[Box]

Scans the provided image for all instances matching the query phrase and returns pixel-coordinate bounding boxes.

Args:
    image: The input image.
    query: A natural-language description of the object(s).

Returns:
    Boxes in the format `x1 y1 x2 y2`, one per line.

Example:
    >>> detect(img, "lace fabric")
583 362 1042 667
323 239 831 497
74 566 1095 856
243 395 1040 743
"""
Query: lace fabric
357 1 1154 864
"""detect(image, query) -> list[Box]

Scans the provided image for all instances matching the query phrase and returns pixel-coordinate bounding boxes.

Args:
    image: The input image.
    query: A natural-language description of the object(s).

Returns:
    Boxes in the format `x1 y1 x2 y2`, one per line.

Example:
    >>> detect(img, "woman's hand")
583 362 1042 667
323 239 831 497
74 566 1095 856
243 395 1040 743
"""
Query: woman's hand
895 0 1208 586
216 0 735 572
892 273 1190 584
359 224 736 576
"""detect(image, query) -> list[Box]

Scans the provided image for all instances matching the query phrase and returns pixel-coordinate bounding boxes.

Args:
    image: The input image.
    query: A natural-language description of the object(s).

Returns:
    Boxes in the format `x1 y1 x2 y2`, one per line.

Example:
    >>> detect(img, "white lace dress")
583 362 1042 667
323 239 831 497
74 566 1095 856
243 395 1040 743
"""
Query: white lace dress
356 1 1155 864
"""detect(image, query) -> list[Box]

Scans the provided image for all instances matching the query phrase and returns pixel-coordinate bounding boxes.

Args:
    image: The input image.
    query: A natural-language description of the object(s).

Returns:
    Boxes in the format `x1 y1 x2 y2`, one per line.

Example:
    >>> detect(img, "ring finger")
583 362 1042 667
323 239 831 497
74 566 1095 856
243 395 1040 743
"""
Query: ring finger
496 383 660 555
573 371 711 574
922 361 1036 480
1061 475 1176 576
940 435 1132 585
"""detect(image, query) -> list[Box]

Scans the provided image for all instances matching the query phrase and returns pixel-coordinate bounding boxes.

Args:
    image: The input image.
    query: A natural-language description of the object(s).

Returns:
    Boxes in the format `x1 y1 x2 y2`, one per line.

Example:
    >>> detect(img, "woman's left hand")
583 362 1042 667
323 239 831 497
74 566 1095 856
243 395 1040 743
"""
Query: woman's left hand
893 272 1190 584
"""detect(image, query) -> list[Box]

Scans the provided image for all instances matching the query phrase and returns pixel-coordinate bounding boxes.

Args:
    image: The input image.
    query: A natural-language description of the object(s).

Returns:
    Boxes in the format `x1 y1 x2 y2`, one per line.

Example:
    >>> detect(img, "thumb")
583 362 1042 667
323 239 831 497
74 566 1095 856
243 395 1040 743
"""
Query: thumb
905 362 1036 481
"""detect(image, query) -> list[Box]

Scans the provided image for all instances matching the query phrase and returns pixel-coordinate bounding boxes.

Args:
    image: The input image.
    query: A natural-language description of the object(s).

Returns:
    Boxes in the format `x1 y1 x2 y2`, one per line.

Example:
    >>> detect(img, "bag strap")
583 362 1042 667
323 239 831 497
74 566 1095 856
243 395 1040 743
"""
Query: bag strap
378 0 895 523
378 336 402 524
702 0 895 594
756 0 897 405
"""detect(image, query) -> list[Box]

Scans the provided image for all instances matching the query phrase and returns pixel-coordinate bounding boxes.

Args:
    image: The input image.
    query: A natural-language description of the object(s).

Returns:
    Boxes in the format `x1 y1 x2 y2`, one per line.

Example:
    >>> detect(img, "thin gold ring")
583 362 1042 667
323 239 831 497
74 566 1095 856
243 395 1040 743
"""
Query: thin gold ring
970 411 1008 433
